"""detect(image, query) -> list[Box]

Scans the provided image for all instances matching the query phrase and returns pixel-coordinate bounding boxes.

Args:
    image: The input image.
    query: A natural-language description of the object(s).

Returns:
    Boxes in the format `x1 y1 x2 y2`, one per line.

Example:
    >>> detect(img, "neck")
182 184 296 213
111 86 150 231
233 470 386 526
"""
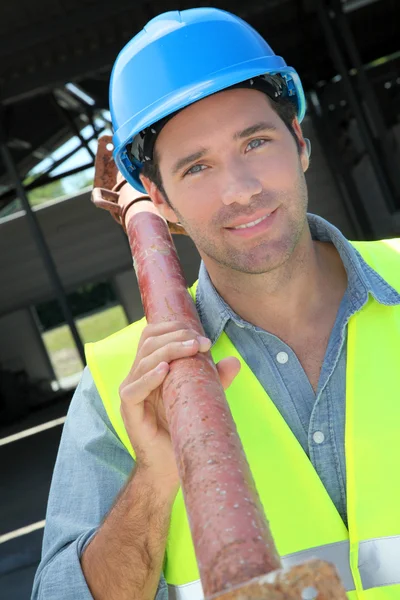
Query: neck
202 229 347 336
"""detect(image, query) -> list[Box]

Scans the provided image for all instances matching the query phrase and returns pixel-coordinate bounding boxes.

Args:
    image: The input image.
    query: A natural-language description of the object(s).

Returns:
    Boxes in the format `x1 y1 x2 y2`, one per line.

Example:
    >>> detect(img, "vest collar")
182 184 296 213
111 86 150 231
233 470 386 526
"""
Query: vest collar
196 214 400 346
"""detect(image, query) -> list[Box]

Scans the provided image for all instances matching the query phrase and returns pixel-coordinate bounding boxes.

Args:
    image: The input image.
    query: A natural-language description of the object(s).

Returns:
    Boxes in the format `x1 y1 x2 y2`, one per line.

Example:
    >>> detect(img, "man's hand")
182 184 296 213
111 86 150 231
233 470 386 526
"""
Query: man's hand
119 321 241 498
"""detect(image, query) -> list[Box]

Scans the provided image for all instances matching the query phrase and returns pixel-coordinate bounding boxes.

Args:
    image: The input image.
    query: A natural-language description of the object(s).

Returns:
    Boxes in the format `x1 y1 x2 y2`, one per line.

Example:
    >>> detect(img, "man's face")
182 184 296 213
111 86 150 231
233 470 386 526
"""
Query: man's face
146 88 309 275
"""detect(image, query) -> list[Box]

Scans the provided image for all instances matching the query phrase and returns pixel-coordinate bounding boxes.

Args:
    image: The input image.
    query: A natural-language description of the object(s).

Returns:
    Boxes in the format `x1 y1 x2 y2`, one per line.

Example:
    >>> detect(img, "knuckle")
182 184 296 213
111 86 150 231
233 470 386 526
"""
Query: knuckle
119 382 130 403
175 321 190 330
136 355 149 376
139 323 163 345
139 326 152 345
166 340 180 355
176 328 193 340
140 336 154 355
165 340 190 360
143 370 155 385
141 370 159 395
175 327 198 341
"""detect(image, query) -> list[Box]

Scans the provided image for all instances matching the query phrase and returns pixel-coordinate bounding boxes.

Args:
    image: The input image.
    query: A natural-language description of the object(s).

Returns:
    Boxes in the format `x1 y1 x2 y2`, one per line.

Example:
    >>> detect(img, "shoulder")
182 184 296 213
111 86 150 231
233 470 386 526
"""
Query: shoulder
350 239 400 293
65 367 131 453
351 238 400 260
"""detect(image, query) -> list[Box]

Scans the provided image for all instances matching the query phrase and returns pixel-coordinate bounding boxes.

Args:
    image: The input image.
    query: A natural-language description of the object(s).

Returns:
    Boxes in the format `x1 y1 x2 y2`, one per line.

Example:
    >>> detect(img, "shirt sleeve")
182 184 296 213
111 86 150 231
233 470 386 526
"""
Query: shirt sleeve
31 367 168 600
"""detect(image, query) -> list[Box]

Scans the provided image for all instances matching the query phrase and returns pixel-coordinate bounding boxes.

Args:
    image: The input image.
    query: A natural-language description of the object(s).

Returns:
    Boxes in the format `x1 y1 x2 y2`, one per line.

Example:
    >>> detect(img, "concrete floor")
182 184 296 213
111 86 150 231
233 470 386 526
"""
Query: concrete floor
0 394 72 599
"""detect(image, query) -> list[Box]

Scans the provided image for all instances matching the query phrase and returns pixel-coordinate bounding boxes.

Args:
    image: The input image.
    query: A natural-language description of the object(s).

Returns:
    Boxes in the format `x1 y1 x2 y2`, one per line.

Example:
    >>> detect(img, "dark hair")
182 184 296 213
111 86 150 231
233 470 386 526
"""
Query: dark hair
141 96 300 197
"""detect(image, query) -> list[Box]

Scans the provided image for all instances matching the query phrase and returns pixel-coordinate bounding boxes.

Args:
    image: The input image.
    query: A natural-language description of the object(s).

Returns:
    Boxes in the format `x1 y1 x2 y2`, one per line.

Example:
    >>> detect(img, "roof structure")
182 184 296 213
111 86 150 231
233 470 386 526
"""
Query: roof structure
0 0 398 211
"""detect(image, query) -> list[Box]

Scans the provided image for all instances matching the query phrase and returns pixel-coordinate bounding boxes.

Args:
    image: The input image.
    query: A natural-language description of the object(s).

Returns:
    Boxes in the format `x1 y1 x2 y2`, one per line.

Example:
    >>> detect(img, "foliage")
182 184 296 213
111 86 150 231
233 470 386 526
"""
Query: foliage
25 170 94 208
27 178 65 206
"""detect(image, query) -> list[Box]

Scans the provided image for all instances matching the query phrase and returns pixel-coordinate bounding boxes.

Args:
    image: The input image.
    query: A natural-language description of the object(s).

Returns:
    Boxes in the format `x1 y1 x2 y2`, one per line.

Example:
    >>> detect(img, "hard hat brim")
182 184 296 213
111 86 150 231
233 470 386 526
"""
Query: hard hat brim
114 59 306 193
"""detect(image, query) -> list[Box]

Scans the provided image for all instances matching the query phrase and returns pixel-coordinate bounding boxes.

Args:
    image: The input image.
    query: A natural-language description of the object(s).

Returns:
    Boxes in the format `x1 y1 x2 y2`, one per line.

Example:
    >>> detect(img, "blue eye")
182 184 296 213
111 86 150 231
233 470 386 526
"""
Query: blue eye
185 164 207 176
246 138 268 152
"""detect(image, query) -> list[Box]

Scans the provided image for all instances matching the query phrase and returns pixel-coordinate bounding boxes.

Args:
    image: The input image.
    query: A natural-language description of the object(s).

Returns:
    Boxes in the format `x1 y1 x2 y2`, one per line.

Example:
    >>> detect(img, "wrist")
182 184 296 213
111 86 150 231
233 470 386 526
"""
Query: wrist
131 464 180 507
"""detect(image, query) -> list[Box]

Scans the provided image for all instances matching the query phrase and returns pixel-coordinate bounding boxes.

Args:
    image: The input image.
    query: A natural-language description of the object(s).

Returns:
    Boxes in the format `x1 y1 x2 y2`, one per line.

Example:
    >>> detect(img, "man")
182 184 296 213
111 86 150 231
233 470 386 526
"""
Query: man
32 7 400 600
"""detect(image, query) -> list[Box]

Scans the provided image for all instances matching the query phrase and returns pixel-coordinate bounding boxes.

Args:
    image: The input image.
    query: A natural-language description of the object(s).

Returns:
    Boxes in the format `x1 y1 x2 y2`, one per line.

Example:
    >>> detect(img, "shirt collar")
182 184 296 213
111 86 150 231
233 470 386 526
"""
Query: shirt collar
196 213 400 345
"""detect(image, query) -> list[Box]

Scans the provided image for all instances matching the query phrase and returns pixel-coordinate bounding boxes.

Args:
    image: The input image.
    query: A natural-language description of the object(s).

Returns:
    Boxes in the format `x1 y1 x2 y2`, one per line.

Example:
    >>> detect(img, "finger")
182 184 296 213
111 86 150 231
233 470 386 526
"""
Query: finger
120 361 169 408
139 321 200 346
140 329 211 359
136 337 211 379
216 356 241 390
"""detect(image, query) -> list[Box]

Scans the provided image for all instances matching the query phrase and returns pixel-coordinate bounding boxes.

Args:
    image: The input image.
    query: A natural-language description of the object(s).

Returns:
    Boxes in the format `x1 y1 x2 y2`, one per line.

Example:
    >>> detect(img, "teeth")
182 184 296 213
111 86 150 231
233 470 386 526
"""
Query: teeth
233 214 270 230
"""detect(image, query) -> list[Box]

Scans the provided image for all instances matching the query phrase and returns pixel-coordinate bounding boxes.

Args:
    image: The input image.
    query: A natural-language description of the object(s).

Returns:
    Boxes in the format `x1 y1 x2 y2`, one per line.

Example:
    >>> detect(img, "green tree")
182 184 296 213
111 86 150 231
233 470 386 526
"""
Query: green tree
27 178 66 207
0 177 67 217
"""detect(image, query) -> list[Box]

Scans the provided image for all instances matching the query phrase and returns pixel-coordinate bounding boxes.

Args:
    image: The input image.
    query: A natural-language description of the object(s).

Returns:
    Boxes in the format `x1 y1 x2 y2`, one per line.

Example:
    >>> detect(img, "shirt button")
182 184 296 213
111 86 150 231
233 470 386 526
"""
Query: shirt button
313 431 325 444
276 351 289 364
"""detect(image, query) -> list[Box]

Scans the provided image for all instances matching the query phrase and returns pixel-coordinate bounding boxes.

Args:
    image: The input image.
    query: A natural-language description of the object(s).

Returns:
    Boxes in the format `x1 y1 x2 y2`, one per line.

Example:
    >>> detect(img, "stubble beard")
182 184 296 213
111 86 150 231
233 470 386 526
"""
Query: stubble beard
174 169 309 277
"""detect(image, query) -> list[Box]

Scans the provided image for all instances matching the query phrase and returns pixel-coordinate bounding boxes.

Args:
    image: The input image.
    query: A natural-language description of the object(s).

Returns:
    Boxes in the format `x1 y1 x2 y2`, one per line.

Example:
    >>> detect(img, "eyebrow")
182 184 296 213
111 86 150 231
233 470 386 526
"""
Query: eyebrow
233 121 277 140
171 121 277 175
172 149 207 175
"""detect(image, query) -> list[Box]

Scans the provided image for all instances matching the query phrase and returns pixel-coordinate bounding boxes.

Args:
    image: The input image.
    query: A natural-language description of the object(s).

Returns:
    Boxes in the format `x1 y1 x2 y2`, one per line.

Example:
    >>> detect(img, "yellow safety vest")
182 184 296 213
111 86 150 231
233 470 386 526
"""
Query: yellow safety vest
86 239 400 600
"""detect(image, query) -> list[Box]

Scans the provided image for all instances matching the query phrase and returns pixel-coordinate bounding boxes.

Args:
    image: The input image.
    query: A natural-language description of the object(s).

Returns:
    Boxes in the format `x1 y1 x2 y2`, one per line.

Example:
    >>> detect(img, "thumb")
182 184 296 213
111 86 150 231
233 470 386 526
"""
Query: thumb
216 356 241 390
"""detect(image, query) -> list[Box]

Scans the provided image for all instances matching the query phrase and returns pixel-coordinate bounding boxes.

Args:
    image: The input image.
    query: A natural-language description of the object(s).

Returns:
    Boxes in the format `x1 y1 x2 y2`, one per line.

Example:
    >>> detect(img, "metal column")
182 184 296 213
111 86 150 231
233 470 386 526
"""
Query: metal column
317 1 397 212
0 124 86 366
308 90 373 239
51 95 96 164
330 0 400 201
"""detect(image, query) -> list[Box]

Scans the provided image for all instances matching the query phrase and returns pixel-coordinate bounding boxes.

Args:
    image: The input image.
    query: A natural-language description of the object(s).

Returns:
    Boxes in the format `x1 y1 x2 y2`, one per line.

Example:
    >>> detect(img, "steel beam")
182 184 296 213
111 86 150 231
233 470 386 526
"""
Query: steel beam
29 306 58 383
31 131 100 185
307 90 373 239
0 128 100 205
0 120 86 367
0 159 98 211
28 162 94 192
330 0 400 202
317 1 398 213
52 96 95 164
342 0 380 13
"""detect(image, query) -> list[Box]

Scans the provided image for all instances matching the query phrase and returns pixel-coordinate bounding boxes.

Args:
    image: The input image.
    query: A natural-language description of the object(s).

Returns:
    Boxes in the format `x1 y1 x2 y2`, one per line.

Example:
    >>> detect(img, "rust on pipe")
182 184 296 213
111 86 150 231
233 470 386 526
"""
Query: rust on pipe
93 137 281 595
207 559 347 600
126 208 281 596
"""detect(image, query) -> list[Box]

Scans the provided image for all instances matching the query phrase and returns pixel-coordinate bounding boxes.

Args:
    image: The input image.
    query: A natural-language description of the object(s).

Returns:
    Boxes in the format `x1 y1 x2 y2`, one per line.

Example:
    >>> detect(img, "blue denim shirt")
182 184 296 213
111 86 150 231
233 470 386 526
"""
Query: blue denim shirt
32 214 400 600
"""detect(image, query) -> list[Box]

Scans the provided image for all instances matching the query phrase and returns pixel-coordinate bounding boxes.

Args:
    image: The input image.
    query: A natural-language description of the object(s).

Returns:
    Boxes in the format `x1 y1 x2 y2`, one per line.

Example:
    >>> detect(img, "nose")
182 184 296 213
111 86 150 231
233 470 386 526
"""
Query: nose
220 160 263 206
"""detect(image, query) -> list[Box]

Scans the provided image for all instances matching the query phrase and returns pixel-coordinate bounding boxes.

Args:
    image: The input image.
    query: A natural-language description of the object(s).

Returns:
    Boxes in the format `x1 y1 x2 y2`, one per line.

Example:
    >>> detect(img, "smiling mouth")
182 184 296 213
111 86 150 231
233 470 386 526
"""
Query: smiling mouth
229 214 271 230
225 207 279 230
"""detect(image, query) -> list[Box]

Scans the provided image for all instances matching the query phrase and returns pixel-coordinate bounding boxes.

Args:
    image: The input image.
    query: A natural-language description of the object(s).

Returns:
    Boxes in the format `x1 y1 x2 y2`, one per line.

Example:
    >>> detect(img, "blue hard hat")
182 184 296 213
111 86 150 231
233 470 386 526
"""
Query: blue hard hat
110 7 306 193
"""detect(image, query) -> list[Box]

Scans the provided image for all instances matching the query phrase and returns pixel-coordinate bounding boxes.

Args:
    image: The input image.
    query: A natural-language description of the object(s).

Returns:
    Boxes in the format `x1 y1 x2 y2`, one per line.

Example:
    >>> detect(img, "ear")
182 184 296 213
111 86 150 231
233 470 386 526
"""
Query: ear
291 118 310 173
140 174 179 223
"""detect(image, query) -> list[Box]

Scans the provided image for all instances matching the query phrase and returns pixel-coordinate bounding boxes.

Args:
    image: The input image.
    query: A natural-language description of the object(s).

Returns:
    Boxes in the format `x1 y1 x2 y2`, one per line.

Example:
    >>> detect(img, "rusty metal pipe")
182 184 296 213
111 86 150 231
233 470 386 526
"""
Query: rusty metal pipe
126 208 281 596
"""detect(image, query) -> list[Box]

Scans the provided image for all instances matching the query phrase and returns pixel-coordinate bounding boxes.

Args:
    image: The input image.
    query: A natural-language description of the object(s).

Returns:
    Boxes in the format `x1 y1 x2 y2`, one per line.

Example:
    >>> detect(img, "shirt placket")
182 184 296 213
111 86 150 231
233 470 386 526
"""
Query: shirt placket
308 310 352 524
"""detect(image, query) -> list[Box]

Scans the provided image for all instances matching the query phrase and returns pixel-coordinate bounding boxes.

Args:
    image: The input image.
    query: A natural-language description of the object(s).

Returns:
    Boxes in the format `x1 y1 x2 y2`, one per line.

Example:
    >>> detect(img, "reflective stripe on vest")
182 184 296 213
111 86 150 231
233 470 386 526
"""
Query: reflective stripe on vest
359 535 400 589
168 579 203 600
168 535 400 598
